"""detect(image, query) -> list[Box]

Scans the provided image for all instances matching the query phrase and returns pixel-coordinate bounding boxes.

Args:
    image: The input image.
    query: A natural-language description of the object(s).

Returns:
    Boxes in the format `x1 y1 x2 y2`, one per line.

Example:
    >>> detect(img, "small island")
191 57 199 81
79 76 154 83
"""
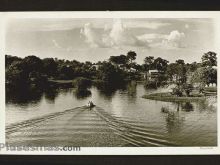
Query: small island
142 92 206 102
142 52 217 103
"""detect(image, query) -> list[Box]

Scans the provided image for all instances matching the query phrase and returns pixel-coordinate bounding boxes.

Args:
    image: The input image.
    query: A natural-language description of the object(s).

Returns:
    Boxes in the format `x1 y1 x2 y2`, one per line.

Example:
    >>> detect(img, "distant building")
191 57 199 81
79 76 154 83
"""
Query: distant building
146 69 161 81
212 66 217 70
141 69 163 81
128 67 137 73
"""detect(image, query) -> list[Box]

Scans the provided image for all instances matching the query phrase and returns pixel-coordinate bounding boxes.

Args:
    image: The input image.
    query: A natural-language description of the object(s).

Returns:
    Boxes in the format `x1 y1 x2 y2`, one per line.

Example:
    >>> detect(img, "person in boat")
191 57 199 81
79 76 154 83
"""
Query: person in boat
88 101 95 110
87 101 91 108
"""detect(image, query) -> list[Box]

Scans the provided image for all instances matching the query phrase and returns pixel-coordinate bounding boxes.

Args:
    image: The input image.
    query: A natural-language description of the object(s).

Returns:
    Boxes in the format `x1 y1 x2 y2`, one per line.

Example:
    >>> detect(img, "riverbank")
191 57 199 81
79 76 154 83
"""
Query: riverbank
142 92 207 102
48 79 73 88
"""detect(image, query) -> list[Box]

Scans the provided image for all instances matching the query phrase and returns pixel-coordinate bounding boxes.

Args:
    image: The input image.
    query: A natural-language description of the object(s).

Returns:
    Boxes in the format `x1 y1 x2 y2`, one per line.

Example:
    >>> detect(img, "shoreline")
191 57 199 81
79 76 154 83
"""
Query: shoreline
142 92 207 102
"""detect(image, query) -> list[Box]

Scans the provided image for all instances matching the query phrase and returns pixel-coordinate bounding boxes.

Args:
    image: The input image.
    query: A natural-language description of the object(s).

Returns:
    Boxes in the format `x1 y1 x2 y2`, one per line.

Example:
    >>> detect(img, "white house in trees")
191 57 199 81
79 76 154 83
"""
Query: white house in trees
146 69 161 81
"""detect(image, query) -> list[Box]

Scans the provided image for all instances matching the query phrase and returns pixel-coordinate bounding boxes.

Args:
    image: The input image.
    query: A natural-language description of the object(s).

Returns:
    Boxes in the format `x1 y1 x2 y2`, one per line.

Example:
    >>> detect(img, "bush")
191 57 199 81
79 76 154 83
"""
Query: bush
172 86 183 97
144 80 158 89
72 77 92 90
183 84 194 97
198 86 205 93
160 81 168 87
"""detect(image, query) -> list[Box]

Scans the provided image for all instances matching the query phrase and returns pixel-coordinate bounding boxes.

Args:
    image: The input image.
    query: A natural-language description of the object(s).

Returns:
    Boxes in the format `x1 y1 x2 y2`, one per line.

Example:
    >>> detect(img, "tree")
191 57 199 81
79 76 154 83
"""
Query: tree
5 55 22 68
42 58 58 77
153 57 169 72
166 63 178 81
143 56 169 72
176 59 185 65
202 51 217 67
132 63 142 72
6 60 29 86
188 62 198 72
71 60 81 67
58 65 75 80
144 56 154 71
175 59 187 84
6 55 49 88
72 77 92 98
166 59 187 84
191 67 217 87
172 86 183 97
127 51 137 63
183 83 194 97
72 77 92 90
208 67 217 85
23 55 43 73
109 55 128 65
98 62 125 84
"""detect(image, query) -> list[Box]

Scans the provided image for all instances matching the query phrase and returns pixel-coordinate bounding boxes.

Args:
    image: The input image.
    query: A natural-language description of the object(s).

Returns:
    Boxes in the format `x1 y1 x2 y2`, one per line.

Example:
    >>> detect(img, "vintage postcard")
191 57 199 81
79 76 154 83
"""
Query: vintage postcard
0 11 219 155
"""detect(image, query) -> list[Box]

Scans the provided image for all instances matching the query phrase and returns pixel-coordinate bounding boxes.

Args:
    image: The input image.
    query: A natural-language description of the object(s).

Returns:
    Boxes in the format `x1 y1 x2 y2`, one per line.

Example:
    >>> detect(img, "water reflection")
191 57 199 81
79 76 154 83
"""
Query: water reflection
181 102 194 112
161 102 193 134
60 88 73 96
6 86 43 105
126 81 137 103
196 99 217 113
44 87 59 103
95 82 127 100
127 81 137 96
161 102 194 113
74 89 92 99
166 111 185 134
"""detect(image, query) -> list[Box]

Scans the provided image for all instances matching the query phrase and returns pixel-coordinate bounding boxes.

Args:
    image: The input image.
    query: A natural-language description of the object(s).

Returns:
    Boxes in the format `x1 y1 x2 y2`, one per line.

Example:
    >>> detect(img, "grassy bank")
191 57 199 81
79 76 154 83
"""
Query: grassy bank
204 87 217 92
48 79 74 88
142 92 206 102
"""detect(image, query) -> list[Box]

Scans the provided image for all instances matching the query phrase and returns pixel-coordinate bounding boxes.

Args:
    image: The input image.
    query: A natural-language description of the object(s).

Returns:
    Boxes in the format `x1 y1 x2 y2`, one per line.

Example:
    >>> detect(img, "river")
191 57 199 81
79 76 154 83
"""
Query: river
6 83 217 146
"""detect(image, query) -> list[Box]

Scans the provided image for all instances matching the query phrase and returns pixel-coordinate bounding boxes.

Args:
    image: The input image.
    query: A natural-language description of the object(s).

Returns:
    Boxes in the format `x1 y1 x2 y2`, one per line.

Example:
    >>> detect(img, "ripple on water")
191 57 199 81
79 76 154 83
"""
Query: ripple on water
94 106 177 147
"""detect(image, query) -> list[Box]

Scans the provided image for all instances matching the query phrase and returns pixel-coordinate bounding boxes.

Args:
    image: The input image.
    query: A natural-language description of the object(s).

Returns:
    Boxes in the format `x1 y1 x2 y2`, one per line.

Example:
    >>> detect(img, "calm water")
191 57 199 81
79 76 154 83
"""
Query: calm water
6 83 217 146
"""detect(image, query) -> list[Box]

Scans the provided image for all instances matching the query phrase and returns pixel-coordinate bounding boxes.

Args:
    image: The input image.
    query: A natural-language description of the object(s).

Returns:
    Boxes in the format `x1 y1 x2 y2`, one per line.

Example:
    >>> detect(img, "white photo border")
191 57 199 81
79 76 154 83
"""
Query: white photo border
0 11 219 155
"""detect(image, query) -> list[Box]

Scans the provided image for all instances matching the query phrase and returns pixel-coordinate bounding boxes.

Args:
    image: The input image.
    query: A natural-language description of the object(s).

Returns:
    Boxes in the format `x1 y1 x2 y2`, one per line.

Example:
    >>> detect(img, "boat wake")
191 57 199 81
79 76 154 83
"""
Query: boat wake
94 106 177 147
6 105 176 147
6 106 87 135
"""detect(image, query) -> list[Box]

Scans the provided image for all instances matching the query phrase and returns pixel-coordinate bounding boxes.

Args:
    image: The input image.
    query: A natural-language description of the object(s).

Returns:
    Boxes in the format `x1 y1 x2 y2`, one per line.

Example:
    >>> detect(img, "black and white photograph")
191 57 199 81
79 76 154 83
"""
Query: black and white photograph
1 12 219 154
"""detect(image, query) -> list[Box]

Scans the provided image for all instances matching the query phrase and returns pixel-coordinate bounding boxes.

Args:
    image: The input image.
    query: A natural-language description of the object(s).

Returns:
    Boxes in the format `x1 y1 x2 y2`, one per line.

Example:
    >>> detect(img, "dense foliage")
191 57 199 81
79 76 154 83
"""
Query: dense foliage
5 51 217 94
72 77 92 90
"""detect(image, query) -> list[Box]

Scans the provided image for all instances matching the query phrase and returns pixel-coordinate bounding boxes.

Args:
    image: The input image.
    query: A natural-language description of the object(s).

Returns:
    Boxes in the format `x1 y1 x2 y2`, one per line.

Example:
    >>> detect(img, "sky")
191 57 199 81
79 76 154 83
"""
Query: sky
5 18 216 64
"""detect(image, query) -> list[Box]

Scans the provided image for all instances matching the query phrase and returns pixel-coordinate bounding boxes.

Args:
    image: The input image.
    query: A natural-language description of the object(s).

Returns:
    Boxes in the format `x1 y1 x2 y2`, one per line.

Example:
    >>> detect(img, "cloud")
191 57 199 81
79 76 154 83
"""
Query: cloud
124 21 171 29
137 31 186 49
161 30 186 49
109 19 147 47
80 23 105 48
80 19 149 48
185 24 189 29
80 21 186 50
52 39 62 48
52 39 74 52
139 30 186 49
104 24 111 31
137 33 167 43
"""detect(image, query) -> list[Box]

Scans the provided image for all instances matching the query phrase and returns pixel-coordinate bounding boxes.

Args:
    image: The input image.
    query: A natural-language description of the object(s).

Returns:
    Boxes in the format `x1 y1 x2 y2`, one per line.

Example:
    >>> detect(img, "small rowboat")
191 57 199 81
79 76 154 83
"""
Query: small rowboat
87 102 95 109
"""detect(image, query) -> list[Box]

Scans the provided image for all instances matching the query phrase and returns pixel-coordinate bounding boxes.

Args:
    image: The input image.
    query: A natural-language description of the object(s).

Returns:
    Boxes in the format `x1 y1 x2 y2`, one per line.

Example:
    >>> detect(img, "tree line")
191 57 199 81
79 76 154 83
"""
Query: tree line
5 51 217 91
